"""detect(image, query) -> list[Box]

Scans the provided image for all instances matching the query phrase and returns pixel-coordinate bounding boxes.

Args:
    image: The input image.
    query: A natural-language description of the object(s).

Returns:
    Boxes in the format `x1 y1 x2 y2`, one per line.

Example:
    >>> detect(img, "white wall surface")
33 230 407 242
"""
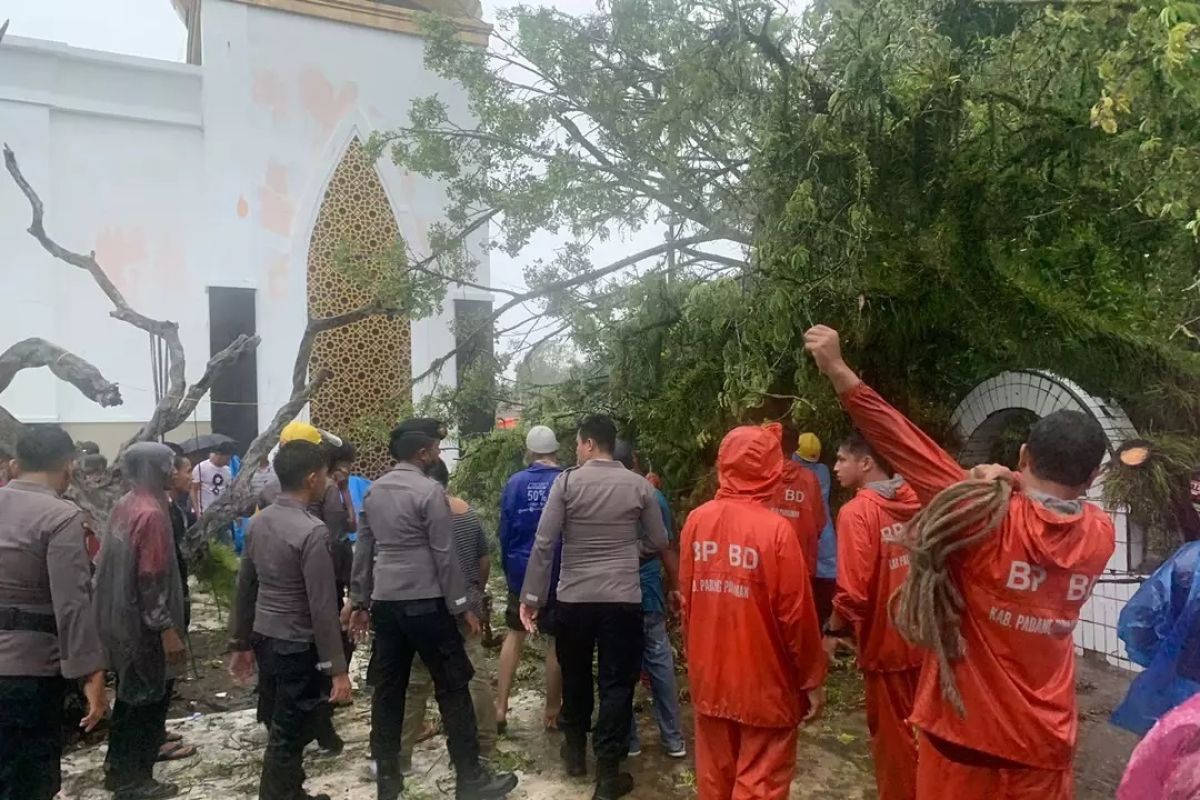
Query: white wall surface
0 4 490 435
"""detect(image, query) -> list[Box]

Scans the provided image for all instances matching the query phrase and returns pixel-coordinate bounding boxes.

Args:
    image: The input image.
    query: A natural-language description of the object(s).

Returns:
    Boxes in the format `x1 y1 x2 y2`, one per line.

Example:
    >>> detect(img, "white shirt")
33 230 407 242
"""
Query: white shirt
192 460 232 513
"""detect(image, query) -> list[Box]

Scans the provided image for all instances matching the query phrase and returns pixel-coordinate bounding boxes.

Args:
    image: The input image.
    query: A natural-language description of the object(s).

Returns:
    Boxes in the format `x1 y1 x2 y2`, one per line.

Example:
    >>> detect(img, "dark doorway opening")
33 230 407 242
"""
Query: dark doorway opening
208 287 258 452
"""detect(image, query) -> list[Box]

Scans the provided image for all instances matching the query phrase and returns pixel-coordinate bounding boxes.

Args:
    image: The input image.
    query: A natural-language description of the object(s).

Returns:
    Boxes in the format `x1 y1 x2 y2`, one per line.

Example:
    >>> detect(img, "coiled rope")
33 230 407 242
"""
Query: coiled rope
890 478 1013 717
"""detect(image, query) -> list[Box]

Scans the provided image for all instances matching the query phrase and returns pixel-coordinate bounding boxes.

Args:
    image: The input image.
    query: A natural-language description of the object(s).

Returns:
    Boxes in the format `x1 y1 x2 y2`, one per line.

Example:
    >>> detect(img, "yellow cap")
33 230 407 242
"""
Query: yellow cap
280 421 322 445
796 432 821 462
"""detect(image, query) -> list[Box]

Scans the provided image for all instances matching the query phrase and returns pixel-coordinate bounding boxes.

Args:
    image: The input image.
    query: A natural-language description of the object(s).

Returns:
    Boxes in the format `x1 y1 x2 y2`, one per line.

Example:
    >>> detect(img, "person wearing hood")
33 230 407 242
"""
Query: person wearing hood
824 432 923 800
1110 540 1200 736
805 325 1113 800
679 423 827 800
0 425 107 800
770 426 826 578
95 442 188 800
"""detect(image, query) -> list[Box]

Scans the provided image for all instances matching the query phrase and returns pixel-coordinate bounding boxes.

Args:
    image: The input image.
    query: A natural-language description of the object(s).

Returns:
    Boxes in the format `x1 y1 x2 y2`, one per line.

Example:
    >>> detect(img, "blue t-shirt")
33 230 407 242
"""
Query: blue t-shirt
639 489 674 614
799 459 837 579
498 463 564 596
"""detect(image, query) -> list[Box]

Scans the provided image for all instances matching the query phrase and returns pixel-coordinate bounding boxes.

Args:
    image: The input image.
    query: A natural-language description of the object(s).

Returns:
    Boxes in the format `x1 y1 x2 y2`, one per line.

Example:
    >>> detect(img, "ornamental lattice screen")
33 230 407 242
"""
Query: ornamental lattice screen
306 137 411 478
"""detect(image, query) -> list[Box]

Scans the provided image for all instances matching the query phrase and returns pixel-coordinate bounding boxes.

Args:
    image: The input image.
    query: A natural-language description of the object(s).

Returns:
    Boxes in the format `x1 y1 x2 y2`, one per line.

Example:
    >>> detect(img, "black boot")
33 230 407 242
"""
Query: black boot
376 757 404 800
592 758 633 800
560 739 587 778
113 779 180 800
454 763 519 800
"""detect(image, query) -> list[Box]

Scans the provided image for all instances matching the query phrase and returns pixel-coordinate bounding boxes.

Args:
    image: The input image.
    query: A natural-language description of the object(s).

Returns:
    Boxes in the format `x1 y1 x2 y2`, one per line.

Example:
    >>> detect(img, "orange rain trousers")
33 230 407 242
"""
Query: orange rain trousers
916 734 1073 800
865 669 919 800
694 714 798 800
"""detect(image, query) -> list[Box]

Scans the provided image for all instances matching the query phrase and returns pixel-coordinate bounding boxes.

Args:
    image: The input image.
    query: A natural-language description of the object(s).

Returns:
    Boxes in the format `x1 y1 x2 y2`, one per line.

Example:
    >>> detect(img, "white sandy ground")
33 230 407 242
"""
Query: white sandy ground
54 587 874 799
57 666 875 799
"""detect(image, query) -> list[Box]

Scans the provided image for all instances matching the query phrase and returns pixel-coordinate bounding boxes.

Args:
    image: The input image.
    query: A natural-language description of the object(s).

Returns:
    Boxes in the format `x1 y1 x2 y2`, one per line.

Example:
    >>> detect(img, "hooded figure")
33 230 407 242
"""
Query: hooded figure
679 425 826 800
1111 541 1200 735
832 471 923 800
95 442 187 799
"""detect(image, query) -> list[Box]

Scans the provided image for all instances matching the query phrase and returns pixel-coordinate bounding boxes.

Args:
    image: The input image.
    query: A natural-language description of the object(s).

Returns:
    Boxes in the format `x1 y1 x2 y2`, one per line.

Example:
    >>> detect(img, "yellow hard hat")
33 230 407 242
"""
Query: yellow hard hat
796 432 821 463
280 421 322 445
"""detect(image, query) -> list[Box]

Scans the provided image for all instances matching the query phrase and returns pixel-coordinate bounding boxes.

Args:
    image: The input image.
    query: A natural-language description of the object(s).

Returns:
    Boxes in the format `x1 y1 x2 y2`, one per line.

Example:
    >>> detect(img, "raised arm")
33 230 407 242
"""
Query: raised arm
805 325 965 504
521 472 567 607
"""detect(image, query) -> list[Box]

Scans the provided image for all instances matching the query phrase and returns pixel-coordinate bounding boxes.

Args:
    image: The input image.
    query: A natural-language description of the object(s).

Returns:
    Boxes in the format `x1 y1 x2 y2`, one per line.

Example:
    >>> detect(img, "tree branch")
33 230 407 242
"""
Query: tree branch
5 144 259 450
409 232 719 388
141 333 262 439
0 338 123 408
183 369 330 563
4 145 195 441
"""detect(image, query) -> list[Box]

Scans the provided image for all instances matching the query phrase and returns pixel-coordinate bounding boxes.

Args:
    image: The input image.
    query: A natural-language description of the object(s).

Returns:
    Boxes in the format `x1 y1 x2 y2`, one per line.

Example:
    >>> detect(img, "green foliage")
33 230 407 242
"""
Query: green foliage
1103 436 1200 563
194 541 240 611
395 0 1200 523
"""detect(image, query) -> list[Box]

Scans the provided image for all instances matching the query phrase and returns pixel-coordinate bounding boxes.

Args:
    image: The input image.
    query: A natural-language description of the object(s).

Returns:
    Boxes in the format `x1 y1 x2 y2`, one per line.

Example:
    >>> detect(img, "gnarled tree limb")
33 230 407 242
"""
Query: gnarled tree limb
3 144 258 452
0 338 122 407
184 307 348 562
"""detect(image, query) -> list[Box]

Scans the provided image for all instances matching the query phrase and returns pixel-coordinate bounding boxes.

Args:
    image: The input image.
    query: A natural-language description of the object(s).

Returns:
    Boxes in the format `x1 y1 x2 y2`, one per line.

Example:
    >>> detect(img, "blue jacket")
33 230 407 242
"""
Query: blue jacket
798 459 837 579
639 489 674 614
1112 541 1200 735
499 463 563 596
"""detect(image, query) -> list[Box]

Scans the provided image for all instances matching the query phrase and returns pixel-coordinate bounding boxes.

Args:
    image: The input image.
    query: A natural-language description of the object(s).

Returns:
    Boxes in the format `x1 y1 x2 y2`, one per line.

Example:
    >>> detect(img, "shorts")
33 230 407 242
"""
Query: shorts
505 591 557 637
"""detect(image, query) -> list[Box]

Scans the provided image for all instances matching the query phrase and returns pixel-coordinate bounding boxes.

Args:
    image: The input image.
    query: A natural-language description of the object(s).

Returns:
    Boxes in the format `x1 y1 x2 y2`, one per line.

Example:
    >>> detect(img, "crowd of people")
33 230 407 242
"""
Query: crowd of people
0 324 1132 800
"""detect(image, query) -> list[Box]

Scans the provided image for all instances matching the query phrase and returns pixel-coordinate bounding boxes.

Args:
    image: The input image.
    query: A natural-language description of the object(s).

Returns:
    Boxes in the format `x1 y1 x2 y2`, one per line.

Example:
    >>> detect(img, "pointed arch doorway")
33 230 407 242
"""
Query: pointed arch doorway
306 137 411 477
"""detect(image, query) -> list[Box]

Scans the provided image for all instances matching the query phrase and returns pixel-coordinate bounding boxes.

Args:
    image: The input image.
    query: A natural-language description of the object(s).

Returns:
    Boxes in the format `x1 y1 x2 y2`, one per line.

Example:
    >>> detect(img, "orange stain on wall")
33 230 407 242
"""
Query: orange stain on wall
299 68 359 139
236 195 249 218
94 227 148 294
258 160 294 236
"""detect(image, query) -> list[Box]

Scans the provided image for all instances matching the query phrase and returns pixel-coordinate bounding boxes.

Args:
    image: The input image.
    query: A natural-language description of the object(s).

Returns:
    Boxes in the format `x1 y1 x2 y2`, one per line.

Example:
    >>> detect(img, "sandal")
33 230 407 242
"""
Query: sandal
156 742 197 762
164 731 183 744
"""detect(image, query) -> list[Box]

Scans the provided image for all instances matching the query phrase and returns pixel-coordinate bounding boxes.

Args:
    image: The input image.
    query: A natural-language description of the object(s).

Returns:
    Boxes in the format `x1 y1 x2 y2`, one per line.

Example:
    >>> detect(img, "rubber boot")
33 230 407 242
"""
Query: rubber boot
561 732 587 778
454 763 519 799
592 758 633 800
376 756 404 800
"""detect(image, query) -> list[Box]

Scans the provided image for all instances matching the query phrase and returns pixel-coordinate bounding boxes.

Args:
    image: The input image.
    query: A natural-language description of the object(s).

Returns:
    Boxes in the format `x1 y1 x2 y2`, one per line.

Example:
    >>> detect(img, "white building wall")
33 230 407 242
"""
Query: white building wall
197 0 490 432
0 3 490 448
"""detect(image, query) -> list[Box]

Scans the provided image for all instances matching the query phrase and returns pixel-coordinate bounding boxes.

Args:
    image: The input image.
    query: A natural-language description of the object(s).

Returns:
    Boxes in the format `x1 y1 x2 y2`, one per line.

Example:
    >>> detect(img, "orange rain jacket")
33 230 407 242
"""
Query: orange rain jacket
767 426 826 577
841 382 1115 770
680 425 827 728
834 479 924 674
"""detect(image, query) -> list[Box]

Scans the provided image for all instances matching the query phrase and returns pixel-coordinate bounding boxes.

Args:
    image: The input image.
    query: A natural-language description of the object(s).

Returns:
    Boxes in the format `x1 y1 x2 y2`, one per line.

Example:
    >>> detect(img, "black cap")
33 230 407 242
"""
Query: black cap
392 418 446 440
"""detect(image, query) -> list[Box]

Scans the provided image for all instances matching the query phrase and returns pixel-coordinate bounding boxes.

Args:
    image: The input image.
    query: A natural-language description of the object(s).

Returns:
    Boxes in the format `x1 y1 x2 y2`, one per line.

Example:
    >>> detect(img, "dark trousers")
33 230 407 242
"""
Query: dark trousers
109 693 170 789
254 637 332 800
555 602 644 763
0 676 66 800
368 599 480 774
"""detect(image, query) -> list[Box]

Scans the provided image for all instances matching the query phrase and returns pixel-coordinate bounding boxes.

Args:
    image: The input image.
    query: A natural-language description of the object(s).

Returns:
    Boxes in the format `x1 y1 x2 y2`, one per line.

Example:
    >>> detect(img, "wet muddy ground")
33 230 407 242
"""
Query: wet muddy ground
58 586 1138 799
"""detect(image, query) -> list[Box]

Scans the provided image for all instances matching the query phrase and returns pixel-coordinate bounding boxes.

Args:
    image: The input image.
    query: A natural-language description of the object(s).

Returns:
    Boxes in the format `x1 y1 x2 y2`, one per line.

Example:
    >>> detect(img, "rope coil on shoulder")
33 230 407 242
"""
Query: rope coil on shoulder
889 478 1013 717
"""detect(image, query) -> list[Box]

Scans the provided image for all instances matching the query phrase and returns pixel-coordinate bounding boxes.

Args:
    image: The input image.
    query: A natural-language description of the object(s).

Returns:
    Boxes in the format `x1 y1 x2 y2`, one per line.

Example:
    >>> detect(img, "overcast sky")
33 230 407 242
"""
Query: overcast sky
2 0 670 357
